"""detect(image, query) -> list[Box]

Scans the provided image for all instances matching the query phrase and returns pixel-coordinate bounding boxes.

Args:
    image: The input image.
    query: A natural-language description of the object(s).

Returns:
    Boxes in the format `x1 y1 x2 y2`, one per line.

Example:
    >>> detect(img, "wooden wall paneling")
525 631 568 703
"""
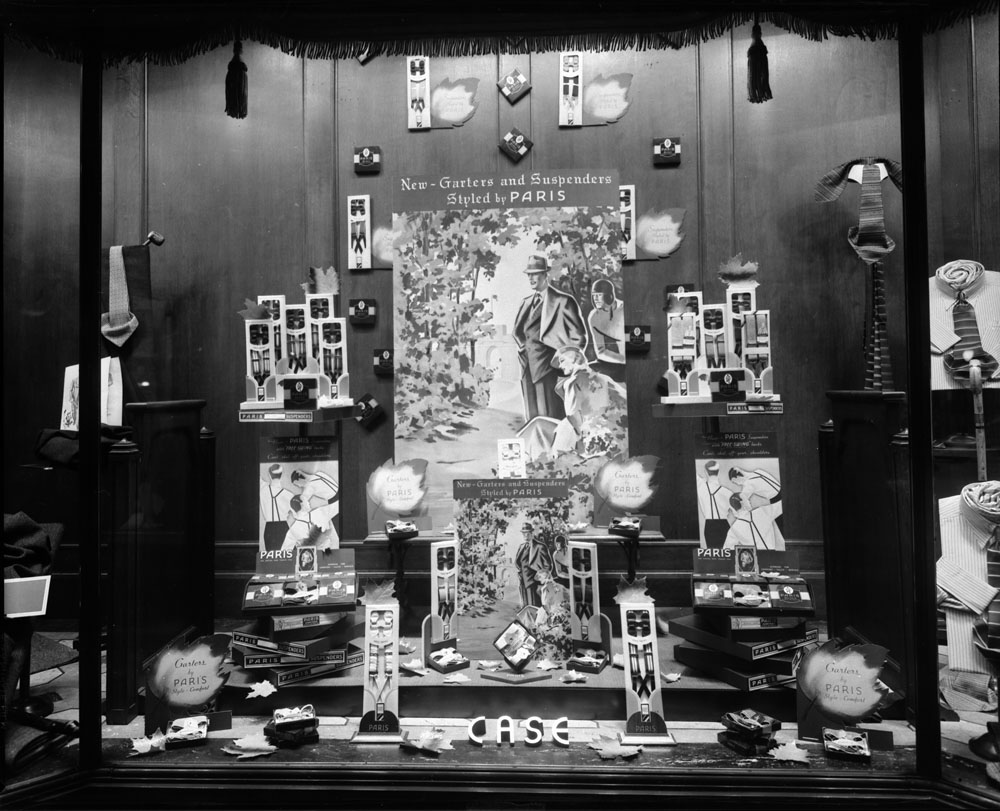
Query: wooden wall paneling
335 54 500 539
973 12 999 268
336 55 397 540
731 25 903 540
497 53 533 178
922 32 946 274
146 42 308 542
927 22 978 267
304 58 337 269
3 41 83 510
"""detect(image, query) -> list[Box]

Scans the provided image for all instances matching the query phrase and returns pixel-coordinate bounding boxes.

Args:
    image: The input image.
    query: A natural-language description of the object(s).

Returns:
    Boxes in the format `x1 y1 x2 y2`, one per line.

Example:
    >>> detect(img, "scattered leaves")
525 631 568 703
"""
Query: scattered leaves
614 575 652 605
128 729 167 757
400 658 429 676
398 638 416 654
238 299 269 320
588 733 643 761
769 740 810 765
535 658 560 672
247 680 278 699
477 660 505 672
664 672 681 684
612 653 625 669
560 672 588 684
359 580 397 606
443 672 471 685
222 733 278 760
400 728 455 756
717 253 759 284
301 265 340 296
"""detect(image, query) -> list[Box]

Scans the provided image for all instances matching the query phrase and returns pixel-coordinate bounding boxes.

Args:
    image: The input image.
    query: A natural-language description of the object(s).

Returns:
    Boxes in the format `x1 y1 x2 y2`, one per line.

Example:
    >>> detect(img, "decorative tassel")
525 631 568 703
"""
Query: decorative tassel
747 23 773 104
225 40 248 119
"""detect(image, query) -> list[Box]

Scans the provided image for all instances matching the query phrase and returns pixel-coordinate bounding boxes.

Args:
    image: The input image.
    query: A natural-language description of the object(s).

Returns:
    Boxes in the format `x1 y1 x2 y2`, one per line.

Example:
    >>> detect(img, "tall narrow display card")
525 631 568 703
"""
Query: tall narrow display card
259 435 340 552
394 169 628 529
694 432 783 551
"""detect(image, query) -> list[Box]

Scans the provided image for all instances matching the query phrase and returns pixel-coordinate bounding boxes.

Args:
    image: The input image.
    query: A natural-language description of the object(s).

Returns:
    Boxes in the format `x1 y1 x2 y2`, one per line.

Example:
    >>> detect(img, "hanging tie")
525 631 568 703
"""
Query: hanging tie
938 261 998 381
848 163 896 264
101 246 139 347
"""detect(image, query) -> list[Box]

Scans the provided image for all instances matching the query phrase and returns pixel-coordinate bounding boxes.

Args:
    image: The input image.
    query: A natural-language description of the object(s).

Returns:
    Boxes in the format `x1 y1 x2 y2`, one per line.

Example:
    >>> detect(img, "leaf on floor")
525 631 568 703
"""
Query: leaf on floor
560 672 588 684
769 740 810 764
128 729 167 757
247 680 278 698
534 658 560 671
588 733 643 760
400 658 429 675
400 728 455 756
443 672 471 684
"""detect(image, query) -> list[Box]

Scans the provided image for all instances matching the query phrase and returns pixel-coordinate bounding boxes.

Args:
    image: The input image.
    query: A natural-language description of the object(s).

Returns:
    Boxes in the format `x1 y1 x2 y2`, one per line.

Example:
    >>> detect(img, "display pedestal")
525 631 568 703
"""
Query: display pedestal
818 390 915 720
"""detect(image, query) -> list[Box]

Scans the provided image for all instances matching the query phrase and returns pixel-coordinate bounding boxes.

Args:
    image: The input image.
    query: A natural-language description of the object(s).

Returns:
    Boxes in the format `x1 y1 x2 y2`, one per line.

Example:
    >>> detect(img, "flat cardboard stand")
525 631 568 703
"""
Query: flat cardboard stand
567 541 611 674
619 601 676 745
352 602 404 744
421 539 470 673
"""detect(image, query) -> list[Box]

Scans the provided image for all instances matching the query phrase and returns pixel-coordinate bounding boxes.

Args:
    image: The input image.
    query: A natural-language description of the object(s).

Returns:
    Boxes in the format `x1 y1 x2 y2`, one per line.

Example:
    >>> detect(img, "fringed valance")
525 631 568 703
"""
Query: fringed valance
4 1 998 66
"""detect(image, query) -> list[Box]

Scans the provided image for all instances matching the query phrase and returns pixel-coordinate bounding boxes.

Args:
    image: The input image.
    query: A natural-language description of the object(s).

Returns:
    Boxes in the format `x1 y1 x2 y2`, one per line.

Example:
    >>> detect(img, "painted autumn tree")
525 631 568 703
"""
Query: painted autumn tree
393 209 521 441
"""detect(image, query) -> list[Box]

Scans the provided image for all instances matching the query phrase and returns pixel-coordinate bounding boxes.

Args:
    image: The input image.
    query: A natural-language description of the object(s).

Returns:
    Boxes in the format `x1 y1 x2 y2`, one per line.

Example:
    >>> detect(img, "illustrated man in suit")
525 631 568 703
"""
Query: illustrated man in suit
512 254 587 422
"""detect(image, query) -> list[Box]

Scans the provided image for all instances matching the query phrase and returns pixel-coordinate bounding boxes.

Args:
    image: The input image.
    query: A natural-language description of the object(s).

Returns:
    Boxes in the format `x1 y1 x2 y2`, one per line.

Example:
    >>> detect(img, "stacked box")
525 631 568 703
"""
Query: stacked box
231 548 362 686
673 549 817 691
717 708 780 755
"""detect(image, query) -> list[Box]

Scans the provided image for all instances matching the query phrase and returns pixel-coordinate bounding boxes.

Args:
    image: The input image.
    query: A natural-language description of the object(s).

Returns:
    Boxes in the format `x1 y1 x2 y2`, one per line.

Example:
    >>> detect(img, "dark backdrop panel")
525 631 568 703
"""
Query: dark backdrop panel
3 41 82 508
732 26 904 538
145 42 309 542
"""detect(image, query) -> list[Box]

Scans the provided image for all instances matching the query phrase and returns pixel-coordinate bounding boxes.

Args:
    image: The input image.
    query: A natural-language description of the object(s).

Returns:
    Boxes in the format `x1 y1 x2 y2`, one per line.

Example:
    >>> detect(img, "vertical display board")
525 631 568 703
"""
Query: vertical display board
393 169 628 529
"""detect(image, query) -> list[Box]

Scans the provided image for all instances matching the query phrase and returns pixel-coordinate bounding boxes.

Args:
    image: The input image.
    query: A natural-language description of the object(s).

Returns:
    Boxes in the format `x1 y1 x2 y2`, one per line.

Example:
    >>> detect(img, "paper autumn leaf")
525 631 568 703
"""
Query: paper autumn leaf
238 299 269 320
431 78 480 127
400 728 454 756
769 741 810 764
247 680 278 699
372 226 397 266
535 658 560 672
128 729 167 757
583 74 633 123
614 575 651 605
400 658 429 676
636 210 686 259
398 638 416 654
560 672 588 683
222 733 277 759
366 459 428 514
717 253 759 285
593 455 659 512
301 265 340 296
443 672 471 685
664 672 681 684
797 640 890 720
359 579 397 606
588 733 642 760
611 653 625 669
477 660 505 672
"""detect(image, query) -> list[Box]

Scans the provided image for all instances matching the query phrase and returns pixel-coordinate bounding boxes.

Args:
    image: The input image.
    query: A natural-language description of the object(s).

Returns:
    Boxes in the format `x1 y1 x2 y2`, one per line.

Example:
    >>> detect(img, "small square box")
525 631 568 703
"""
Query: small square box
625 324 651 354
348 298 376 324
499 128 533 163
497 67 531 104
373 348 394 376
354 146 382 174
653 136 682 166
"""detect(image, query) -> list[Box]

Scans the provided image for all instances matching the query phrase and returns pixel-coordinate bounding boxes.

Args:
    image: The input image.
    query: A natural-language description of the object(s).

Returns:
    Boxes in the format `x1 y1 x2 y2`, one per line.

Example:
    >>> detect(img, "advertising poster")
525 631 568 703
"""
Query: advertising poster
694 432 783 550
393 169 628 528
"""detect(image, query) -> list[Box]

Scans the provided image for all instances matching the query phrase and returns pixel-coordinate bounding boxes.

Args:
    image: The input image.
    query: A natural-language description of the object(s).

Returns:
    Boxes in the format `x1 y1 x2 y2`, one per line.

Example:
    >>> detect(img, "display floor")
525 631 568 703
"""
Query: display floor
6 629 997 800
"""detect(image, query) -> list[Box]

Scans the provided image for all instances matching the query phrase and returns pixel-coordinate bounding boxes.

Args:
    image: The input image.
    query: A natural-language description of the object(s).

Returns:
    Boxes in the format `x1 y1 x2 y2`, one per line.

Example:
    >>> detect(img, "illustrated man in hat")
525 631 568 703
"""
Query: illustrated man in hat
512 254 587 422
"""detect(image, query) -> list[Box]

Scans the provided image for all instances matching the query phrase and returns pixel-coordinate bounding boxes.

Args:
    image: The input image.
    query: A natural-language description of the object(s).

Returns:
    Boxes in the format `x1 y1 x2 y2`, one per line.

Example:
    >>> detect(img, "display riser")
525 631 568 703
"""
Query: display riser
217 681 797 722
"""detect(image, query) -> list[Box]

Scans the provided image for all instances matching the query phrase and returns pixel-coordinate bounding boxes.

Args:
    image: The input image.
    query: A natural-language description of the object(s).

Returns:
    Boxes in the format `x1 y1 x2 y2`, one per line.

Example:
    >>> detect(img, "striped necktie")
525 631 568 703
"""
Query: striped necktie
938 261 998 381
987 544 1000 648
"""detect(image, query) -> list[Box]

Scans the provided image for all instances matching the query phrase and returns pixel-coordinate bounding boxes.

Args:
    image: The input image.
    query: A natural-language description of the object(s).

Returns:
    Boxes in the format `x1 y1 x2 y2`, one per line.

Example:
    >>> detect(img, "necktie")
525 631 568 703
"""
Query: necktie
938 261 998 381
101 246 139 347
